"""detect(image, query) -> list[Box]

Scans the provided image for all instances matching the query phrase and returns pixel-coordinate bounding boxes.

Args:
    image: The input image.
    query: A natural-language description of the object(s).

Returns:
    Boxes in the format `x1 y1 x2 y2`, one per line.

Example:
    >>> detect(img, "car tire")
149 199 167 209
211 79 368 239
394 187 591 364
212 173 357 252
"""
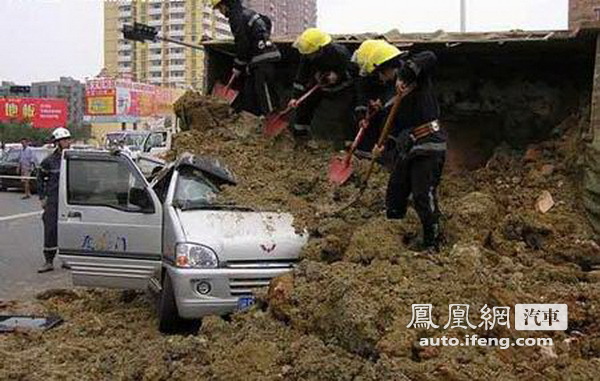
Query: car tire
157 272 201 334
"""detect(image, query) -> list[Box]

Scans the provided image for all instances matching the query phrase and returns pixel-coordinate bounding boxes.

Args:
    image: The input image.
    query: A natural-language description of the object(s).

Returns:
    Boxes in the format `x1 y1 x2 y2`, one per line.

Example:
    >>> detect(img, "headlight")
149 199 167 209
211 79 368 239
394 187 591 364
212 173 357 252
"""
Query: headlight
175 243 219 269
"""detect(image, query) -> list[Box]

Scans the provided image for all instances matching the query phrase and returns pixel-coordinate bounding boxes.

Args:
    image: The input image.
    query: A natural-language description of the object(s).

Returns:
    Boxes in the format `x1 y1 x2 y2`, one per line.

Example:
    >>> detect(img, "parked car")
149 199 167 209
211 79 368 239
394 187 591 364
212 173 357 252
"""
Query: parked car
0 147 53 192
105 130 173 160
58 151 307 333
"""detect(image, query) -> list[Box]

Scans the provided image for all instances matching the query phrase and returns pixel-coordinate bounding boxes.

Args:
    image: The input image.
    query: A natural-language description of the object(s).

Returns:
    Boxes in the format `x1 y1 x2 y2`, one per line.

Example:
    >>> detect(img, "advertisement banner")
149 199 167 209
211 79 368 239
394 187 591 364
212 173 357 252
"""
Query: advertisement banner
0 97 68 128
85 77 183 124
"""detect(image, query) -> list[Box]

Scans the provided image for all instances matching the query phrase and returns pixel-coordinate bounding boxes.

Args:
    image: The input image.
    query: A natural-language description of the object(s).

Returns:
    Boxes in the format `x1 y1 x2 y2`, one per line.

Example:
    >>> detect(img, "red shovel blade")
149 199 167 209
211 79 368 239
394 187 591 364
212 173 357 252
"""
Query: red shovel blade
212 82 239 104
264 111 291 137
329 155 353 185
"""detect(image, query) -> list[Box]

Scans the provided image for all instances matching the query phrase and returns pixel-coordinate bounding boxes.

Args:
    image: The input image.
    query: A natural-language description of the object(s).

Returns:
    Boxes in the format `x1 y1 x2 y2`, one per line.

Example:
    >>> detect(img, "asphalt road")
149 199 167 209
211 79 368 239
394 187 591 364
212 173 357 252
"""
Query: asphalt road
0 191 70 301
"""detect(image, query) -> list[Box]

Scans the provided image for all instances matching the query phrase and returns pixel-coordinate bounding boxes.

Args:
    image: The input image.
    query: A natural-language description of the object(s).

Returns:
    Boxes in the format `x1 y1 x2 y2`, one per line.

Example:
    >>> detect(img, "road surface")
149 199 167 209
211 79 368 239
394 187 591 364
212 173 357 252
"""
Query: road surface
0 191 70 301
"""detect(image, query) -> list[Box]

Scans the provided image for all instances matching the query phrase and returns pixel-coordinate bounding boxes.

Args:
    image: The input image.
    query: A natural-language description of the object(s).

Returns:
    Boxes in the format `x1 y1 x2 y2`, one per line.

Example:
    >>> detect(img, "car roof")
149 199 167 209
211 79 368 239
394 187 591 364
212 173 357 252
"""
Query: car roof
175 153 237 186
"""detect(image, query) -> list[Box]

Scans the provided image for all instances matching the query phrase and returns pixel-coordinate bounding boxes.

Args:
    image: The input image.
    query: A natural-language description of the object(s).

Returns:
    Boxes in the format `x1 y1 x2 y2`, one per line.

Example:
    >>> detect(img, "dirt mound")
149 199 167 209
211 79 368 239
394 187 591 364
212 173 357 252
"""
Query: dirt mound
2 96 600 380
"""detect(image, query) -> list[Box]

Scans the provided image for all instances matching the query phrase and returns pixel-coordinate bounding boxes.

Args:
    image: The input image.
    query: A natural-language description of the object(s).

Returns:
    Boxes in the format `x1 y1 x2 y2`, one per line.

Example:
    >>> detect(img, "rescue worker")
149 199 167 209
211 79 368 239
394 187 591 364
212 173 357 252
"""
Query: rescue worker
351 40 392 158
37 127 72 273
368 42 447 252
212 0 282 116
290 28 356 138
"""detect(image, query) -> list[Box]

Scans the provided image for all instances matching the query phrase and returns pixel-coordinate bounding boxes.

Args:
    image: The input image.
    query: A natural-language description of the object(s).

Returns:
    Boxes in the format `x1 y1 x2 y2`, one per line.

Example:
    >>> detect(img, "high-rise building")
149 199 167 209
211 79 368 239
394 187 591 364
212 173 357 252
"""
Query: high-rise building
244 0 317 37
569 0 600 29
104 0 232 89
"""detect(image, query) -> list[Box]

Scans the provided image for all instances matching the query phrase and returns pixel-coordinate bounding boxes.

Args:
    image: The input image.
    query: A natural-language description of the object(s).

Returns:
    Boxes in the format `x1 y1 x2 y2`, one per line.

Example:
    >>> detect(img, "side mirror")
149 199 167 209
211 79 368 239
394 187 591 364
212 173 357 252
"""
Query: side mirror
130 188 155 213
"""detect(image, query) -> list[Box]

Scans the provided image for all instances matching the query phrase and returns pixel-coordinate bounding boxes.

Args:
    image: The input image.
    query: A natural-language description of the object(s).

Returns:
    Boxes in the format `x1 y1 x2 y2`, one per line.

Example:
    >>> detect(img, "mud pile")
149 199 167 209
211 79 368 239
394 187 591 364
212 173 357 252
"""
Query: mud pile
2 95 600 380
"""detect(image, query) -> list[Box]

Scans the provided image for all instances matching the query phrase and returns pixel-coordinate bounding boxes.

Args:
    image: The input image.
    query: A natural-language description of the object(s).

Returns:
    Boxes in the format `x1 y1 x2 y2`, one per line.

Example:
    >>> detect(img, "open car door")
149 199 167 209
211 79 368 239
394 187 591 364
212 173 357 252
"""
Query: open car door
58 150 162 290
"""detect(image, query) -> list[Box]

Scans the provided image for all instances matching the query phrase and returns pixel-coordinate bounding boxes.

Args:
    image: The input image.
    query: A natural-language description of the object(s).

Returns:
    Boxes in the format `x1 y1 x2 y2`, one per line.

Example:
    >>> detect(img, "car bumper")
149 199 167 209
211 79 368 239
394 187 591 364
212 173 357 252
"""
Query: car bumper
166 265 293 319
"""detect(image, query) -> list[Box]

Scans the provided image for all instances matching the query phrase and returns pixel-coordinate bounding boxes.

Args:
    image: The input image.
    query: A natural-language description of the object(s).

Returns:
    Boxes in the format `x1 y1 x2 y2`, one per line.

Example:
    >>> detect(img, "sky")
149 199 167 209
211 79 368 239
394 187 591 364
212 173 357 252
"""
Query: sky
0 0 569 85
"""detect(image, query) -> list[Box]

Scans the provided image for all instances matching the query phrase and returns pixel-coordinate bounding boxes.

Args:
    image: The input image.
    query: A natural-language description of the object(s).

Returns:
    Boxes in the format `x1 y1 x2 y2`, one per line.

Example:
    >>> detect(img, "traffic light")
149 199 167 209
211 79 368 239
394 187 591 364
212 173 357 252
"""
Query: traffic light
123 22 158 43
9 86 31 94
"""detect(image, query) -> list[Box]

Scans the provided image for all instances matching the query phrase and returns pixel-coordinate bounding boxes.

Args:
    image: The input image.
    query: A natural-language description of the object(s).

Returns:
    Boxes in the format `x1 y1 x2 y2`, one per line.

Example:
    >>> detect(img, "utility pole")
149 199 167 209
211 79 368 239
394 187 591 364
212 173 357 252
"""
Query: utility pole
460 0 467 33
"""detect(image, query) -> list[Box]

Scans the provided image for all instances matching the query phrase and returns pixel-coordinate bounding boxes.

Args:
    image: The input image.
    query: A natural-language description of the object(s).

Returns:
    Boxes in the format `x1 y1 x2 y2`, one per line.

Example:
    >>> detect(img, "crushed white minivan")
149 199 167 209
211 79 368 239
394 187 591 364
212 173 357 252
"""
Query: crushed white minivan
58 150 307 333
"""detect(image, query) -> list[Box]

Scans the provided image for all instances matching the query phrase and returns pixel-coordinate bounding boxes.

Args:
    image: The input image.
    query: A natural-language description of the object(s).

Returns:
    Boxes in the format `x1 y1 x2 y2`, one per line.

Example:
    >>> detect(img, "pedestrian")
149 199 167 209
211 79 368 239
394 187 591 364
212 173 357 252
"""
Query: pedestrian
19 137 33 199
367 42 447 252
37 127 72 273
212 0 282 116
289 28 356 138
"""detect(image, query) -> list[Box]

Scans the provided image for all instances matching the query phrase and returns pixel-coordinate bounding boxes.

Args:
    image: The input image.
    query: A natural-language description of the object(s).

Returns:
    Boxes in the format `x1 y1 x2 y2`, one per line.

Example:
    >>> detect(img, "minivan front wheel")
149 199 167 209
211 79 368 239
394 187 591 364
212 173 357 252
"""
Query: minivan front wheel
157 272 201 334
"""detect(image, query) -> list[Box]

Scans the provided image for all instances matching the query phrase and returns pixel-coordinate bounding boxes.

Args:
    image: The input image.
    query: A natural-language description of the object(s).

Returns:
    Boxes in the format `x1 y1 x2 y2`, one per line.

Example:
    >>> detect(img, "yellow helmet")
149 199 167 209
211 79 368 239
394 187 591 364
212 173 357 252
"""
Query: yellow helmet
352 40 385 76
293 28 332 55
366 41 402 74
211 0 223 7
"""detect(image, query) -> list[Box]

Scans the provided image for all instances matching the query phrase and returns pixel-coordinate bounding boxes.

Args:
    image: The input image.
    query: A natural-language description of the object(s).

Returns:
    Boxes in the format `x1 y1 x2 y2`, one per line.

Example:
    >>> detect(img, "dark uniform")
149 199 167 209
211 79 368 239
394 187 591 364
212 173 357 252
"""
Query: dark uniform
381 51 447 249
292 43 356 136
227 0 282 116
354 74 392 156
38 149 61 266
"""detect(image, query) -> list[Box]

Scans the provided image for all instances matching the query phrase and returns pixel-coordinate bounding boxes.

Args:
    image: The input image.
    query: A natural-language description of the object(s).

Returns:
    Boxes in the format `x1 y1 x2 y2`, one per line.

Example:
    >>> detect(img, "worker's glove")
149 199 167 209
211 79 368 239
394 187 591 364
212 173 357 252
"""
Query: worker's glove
40 198 47 209
371 144 385 159
396 79 411 95
369 99 383 113
324 71 339 86
288 99 300 109
232 68 243 78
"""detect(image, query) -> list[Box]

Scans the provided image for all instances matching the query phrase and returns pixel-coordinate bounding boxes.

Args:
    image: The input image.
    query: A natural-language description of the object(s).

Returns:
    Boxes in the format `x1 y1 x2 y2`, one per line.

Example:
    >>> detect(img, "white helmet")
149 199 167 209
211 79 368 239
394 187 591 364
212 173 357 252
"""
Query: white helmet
52 127 71 141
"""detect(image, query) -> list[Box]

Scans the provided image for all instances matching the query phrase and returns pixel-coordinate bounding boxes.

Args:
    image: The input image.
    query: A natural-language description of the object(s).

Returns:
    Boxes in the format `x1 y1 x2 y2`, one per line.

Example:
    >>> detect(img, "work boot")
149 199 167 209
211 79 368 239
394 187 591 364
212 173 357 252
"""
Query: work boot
421 223 442 253
37 262 54 273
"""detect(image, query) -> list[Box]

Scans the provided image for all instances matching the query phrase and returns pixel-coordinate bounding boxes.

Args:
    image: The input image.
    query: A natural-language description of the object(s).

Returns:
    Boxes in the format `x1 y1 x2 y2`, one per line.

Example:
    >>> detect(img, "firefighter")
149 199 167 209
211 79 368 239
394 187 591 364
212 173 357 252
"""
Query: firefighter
37 127 72 273
368 42 447 252
351 40 393 158
212 0 282 116
290 28 356 138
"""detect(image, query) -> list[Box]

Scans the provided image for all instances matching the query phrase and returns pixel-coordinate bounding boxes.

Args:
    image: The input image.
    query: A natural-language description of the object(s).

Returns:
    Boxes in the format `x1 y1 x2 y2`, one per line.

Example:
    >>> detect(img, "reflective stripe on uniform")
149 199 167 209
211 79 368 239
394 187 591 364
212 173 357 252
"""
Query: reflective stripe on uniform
428 186 436 214
354 105 368 113
410 142 447 153
293 124 311 131
293 83 306 92
234 58 248 66
248 13 261 27
250 50 281 64
321 78 353 93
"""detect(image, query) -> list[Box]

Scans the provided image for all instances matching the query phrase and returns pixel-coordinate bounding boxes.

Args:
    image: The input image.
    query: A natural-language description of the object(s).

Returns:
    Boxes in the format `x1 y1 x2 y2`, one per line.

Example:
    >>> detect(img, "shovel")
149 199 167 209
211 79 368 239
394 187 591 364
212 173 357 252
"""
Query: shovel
264 84 321 138
329 85 415 215
328 107 377 185
212 71 239 104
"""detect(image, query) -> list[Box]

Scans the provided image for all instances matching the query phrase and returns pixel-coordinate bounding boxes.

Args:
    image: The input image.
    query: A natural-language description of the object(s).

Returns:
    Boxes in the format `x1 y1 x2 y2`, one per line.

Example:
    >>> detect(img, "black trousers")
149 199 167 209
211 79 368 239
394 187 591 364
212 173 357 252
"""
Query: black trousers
239 62 281 116
42 203 58 262
386 152 445 233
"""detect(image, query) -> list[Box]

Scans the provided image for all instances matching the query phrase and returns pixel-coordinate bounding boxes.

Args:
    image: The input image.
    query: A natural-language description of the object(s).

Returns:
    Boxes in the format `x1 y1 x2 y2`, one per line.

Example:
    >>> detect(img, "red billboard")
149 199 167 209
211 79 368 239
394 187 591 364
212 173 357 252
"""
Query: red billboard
0 97 68 128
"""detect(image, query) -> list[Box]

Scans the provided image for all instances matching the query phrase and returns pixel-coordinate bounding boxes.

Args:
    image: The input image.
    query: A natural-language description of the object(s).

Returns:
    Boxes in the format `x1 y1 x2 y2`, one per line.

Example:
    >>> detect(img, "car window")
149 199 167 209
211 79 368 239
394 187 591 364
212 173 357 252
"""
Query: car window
67 158 154 213
4 149 21 163
173 166 219 207
138 157 165 180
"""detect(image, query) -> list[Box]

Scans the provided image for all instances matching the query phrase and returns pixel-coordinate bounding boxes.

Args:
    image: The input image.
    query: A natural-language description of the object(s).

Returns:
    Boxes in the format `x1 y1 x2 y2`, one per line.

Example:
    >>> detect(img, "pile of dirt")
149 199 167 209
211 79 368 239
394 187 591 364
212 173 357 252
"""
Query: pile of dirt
2 95 600 380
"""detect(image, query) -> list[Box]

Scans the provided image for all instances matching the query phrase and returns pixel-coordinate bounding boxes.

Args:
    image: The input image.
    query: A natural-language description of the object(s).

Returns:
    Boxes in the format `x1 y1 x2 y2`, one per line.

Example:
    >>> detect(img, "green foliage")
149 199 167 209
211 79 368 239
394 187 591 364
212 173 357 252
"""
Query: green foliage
0 123 91 145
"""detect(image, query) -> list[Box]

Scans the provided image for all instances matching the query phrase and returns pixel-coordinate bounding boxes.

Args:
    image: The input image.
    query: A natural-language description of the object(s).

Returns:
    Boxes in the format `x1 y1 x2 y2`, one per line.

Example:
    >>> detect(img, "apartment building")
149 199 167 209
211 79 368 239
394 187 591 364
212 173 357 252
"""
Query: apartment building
569 0 600 29
104 0 231 89
244 0 317 37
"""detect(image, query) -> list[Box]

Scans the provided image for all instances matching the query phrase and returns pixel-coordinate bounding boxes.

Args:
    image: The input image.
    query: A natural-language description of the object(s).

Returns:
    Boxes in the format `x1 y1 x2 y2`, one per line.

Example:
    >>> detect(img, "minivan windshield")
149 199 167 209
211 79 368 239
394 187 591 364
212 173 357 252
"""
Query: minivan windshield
173 166 249 211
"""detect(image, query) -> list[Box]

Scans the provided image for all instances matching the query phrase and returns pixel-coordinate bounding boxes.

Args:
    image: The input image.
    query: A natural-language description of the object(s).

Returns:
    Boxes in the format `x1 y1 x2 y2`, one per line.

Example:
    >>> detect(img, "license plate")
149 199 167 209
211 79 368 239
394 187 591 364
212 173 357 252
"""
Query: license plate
237 296 255 311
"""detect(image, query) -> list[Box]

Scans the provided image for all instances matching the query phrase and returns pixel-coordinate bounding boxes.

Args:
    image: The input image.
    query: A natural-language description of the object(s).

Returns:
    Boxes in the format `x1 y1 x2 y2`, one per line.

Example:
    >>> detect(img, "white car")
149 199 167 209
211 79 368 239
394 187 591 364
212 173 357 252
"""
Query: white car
58 150 307 333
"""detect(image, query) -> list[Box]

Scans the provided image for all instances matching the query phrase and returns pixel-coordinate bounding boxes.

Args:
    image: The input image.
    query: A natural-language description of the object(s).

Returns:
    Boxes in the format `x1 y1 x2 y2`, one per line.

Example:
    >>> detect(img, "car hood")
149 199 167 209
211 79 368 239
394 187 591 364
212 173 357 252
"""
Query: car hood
177 210 307 263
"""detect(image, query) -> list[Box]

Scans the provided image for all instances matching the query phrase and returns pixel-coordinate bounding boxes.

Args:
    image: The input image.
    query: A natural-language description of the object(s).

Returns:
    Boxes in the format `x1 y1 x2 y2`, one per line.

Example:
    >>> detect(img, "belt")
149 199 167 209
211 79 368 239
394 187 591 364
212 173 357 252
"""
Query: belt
410 120 441 142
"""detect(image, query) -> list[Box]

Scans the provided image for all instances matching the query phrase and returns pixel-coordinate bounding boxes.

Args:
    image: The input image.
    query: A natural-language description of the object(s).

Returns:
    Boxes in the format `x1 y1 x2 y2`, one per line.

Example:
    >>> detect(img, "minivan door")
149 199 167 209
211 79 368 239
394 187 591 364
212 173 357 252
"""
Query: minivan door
58 151 162 289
